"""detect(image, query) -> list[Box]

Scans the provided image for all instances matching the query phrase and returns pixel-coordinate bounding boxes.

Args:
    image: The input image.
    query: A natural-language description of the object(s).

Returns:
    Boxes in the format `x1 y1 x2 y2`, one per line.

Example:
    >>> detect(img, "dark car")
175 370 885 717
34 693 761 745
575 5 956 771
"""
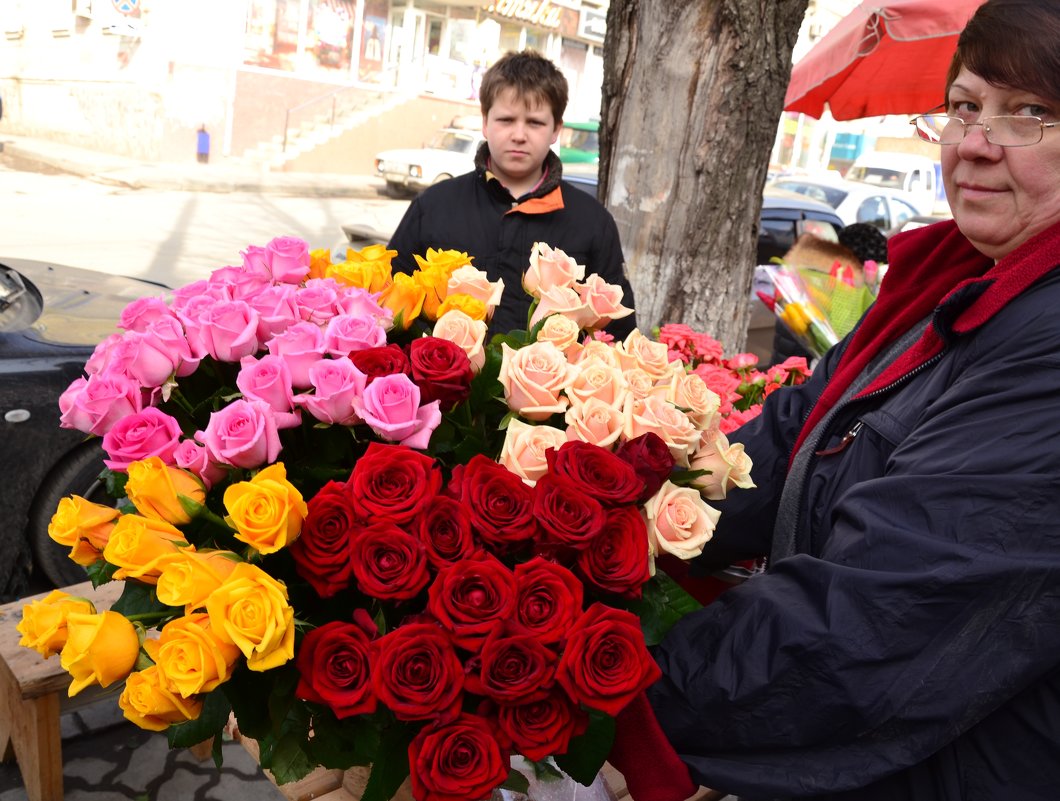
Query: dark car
0 257 168 598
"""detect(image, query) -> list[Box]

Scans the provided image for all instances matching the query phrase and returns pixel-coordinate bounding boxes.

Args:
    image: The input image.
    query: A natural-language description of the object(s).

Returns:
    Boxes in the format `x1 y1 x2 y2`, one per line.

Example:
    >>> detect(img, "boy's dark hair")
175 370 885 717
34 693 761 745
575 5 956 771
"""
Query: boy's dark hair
479 50 568 125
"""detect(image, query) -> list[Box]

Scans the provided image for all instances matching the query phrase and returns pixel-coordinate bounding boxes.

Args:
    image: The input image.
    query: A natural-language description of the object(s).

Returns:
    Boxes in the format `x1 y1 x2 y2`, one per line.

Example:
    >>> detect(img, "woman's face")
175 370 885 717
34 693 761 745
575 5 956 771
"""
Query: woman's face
943 68 1060 259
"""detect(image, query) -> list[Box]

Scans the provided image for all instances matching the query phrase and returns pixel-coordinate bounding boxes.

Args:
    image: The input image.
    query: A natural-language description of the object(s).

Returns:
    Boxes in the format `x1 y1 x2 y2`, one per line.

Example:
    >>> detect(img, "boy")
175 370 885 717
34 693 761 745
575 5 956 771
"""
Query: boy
387 50 635 337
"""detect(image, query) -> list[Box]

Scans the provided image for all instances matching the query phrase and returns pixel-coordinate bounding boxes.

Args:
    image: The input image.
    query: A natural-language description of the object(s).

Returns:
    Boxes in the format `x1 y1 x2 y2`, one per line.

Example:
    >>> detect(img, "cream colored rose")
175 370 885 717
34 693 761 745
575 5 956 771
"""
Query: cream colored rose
433 309 488 372
644 480 720 561
568 356 629 409
499 419 568 485
565 397 625 449
447 265 504 317
623 367 657 400
668 371 722 431
623 394 700 466
690 431 756 500
617 330 676 380
536 312 583 357
529 285 596 331
499 342 578 421
575 274 634 331
575 339 621 368
524 242 585 297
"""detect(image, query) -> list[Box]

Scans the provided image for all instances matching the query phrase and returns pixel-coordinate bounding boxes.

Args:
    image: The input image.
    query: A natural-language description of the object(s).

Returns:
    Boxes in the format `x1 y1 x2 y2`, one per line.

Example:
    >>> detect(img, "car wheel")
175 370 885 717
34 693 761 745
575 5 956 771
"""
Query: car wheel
384 181 407 199
27 442 110 588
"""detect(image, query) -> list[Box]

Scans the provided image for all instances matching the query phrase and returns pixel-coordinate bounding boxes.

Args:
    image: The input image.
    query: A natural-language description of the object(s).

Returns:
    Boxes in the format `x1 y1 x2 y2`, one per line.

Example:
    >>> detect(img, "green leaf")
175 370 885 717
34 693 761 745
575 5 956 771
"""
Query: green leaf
627 572 703 646
360 723 413 801
112 582 171 619
501 767 532 793
307 712 381 768
85 560 118 588
103 468 127 499
553 710 615 786
166 689 231 749
222 668 277 740
268 730 316 786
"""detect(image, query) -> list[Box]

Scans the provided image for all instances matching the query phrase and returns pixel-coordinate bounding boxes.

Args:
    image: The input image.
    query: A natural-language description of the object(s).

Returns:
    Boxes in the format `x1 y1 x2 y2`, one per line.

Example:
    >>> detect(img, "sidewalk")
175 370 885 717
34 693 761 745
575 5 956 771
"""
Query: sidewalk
0 133 386 199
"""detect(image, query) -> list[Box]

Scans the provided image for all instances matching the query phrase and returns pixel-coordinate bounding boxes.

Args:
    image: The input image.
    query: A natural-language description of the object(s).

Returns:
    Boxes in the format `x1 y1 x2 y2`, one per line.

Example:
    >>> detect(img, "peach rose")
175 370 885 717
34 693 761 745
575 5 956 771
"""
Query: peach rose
644 480 720 562
498 342 579 421
498 419 568 485
575 339 622 368
564 397 625 449
535 313 582 358
623 394 700 466
623 367 657 400
523 242 585 297
447 265 504 315
433 309 488 372
574 274 634 331
617 330 675 380
529 285 595 330
668 372 722 431
690 431 756 501
567 357 629 409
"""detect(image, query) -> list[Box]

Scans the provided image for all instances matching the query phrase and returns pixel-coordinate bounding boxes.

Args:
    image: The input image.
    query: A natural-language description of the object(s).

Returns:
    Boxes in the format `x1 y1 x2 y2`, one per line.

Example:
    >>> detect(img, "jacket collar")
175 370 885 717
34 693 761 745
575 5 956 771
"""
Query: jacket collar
475 142 565 206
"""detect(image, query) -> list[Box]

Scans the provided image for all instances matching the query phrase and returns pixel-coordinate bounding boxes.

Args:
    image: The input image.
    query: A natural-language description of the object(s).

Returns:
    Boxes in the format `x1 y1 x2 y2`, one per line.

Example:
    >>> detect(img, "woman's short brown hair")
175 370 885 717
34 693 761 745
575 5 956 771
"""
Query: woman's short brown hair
479 50 568 125
946 0 1060 105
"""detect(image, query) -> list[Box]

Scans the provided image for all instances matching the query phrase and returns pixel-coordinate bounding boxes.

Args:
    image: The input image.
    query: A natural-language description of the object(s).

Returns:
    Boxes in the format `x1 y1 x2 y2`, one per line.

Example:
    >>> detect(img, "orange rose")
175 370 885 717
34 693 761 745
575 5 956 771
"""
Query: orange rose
125 456 206 525
60 610 141 696
120 665 203 731
48 496 120 567
102 514 192 585
379 272 426 329
17 589 95 659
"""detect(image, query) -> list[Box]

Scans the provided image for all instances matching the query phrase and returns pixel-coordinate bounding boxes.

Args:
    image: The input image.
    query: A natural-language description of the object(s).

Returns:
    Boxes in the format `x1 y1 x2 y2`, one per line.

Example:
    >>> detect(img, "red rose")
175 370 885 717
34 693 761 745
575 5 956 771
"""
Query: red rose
346 442 441 525
409 336 474 410
496 686 588 762
533 473 606 551
371 622 464 721
464 628 557 704
350 522 430 601
556 603 661 717
416 496 479 570
294 615 377 719
615 433 676 503
427 552 517 652
348 343 410 384
546 441 645 506
576 506 652 599
409 713 510 801
289 480 357 598
450 455 537 550
512 557 584 646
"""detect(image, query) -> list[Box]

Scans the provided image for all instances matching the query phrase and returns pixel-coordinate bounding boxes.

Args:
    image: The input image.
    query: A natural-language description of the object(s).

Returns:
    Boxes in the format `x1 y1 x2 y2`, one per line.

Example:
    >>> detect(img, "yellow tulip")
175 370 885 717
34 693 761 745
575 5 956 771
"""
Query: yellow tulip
119 665 203 731
17 590 95 659
60 610 140 696
206 562 295 672
48 496 120 567
379 272 427 329
125 457 206 525
223 462 307 555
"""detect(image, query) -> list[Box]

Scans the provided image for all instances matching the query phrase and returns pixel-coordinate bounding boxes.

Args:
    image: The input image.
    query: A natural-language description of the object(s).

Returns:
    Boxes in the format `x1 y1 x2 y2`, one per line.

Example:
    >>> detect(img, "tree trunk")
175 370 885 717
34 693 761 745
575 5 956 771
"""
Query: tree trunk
600 0 809 352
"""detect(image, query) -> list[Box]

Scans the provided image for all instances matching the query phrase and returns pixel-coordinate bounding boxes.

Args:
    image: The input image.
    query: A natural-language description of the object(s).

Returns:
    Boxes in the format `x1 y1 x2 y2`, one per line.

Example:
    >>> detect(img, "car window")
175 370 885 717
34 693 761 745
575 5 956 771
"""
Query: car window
756 218 799 264
773 182 849 208
799 218 841 243
856 196 889 229
889 198 920 228
430 132 476 153
0 266 43 332
847 166 903 189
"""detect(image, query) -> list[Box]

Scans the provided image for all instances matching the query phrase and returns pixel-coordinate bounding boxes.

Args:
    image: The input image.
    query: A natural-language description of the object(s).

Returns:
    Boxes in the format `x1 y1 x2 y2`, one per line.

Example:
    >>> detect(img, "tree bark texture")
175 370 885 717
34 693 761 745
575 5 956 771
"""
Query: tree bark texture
600 0 809 351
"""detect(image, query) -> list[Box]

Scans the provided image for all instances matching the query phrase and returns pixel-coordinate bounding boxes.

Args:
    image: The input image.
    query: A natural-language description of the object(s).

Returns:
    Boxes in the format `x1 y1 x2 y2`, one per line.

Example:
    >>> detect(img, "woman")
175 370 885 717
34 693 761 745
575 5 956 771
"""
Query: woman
614 2 1060 799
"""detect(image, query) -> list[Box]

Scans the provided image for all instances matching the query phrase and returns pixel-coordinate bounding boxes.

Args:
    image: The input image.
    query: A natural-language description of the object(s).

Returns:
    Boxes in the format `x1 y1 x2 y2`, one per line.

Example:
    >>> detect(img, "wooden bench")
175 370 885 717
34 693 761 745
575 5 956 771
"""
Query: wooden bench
0 579 124 801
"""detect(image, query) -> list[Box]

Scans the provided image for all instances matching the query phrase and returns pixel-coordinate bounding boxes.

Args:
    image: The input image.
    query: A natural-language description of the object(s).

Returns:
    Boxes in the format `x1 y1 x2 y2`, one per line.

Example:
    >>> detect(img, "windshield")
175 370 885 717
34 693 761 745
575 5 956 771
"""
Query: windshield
846 166 903 188
429 132 476 153
774 181 849 209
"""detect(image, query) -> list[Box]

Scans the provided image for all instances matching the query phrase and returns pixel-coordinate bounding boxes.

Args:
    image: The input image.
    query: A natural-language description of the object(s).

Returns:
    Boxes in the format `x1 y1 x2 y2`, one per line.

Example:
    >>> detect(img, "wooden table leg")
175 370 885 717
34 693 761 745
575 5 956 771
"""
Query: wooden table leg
4 684 63 801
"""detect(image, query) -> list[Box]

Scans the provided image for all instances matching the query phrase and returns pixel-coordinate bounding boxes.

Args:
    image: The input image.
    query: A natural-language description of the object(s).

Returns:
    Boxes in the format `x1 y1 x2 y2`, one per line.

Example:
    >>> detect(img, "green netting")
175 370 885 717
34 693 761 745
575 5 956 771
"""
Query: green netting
797 268 876 339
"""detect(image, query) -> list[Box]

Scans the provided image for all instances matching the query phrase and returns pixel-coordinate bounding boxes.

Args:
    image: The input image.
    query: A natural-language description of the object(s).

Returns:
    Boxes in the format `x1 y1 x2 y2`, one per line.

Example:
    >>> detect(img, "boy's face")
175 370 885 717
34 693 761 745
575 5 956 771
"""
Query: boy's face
482 87 562 190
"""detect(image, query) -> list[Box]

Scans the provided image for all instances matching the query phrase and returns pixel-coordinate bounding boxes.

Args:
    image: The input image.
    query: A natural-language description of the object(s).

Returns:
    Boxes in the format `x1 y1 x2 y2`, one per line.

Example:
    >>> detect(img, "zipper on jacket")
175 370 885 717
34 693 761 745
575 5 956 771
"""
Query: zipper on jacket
814 421 864 456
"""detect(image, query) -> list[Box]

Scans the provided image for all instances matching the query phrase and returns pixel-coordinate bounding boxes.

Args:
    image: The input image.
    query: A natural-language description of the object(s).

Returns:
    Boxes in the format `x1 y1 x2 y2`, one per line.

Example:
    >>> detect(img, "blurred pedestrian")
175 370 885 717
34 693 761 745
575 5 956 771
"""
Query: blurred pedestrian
196 124 210 164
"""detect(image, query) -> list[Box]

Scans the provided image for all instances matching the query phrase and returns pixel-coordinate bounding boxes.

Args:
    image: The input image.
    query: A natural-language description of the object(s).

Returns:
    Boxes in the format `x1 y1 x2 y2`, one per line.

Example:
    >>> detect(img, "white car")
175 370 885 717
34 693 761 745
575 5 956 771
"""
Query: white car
768 176 922 233
374 128 484 197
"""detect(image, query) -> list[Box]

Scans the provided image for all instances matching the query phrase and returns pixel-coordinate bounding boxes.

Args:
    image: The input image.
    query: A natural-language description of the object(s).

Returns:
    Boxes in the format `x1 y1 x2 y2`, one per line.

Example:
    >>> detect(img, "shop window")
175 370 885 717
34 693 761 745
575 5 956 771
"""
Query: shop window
427 17 442 56
244 0 299 71
308 0 354 72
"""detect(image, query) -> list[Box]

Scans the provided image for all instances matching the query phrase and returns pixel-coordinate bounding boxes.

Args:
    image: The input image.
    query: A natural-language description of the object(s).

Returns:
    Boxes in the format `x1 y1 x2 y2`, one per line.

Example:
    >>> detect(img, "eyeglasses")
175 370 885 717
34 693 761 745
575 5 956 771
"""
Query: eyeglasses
910 114 1058 147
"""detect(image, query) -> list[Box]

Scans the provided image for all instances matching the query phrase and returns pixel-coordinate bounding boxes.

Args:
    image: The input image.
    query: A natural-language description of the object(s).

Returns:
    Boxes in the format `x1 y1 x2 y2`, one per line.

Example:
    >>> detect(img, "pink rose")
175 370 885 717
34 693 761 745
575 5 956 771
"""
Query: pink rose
58 372 143 436
498 419 568 485
206 264 271 301
265 321 326 389
353 373 441 450
169 280 210 312
690 431 755 500
667 372 721 431
295 357 367 425
297 278 348 325
432 310 488 373
447 266 504 315
575 273 634 330
719 405 762 434
248 284 301 342
84 333 124 377
236 354 300 426
727 352 760 371
528 285 595 330
265 236 311 284
174 439 228 489
523 242 585 297
691 363 742 416
323 313 388 356
564 397 625 448
197 398 283 469
623 394 700 466
113 318 198 388
644 480 720 561
498 342 578 422
239 245 272 278
195 299 260 363
102 407 184 470
119 296 175 333
333 286 394 328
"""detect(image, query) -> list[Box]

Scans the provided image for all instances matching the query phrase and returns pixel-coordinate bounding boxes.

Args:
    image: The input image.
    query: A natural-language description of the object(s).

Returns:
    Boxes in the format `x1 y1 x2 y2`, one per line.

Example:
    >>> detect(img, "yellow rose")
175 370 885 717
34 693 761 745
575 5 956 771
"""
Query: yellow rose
379 272 427 330
223 462 307 555
153 612 241 698
308 247 332 280
119 665 203 732
206 562 295 672
412 247 473 275
103 514 193 585
414 263 453 321
329 243 397 292
17 590 95 659
60 610 140 696
156 549 242 611
48 496 120 567
125 457 206 525
437 293 487 322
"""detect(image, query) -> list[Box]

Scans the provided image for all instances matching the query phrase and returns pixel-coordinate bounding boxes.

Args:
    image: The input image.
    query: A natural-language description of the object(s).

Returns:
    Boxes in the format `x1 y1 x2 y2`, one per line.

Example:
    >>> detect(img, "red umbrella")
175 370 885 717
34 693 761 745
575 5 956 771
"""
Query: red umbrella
784 0 986 121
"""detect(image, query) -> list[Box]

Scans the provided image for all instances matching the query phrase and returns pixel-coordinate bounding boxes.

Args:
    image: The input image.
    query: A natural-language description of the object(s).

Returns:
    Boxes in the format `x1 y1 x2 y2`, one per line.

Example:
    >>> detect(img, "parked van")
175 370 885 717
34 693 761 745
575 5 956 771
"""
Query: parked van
845 152 941 215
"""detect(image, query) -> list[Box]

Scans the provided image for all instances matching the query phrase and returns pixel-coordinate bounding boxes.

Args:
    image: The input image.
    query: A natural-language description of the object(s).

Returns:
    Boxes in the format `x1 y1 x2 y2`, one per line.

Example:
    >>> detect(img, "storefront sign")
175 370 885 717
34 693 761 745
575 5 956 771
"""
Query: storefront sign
578 8 606 42
487 0 563 30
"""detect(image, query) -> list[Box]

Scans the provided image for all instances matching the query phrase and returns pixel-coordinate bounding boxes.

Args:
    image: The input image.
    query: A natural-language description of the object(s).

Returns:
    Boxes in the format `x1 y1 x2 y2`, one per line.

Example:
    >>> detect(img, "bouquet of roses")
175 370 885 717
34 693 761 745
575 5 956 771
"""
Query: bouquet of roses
16 237 757 801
